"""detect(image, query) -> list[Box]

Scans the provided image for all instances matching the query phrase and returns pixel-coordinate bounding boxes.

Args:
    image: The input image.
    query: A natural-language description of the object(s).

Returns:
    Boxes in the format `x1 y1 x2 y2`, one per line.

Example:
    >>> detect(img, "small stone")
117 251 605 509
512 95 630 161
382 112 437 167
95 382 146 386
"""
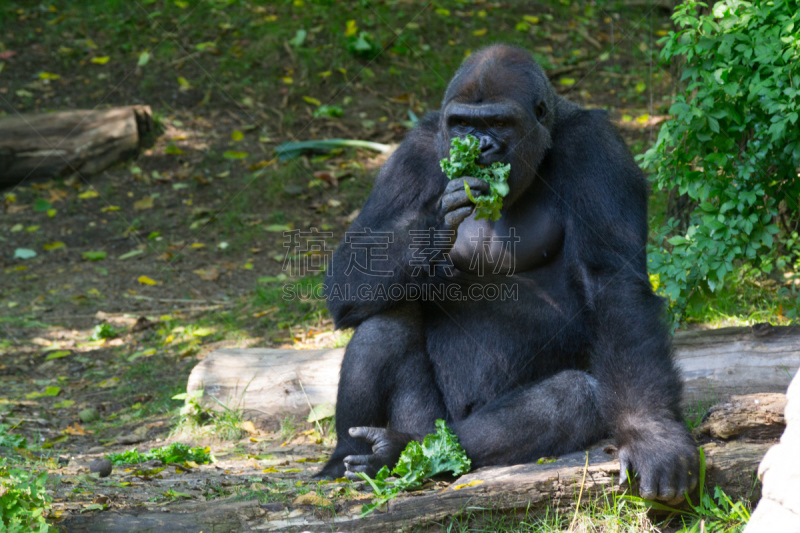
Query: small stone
90 458 113 478
88 446 106 453
283 184 304 197
79 408 100 423
116 433 145 445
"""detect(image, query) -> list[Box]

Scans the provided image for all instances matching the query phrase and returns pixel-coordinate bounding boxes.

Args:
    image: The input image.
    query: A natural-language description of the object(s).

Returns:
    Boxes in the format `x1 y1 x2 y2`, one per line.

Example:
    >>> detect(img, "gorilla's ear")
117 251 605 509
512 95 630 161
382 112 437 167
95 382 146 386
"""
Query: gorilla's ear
535 101 548 123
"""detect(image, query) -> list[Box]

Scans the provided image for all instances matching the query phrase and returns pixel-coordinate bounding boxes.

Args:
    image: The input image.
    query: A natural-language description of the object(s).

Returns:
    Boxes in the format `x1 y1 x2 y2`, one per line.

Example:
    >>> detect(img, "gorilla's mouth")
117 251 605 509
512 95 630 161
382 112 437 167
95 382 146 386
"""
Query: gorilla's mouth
476 154 506 166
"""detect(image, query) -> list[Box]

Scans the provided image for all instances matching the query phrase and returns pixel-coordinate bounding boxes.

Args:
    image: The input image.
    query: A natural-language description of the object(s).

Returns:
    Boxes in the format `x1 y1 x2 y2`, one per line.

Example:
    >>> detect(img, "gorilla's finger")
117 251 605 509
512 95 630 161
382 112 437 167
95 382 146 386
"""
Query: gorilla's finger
444 176 490 195
345 470 365 481
343 454 369 469
618 451 631 485
461 176 491 193
348 427 384 445
667 456 691 504
657 477 676 502
441 190 475 211
638 471 658 500
445 206 474 227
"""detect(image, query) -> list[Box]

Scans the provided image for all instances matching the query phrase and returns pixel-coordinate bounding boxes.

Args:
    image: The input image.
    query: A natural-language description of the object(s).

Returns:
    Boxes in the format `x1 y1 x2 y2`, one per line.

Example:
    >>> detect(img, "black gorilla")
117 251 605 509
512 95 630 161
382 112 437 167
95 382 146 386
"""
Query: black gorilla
317 44 698 503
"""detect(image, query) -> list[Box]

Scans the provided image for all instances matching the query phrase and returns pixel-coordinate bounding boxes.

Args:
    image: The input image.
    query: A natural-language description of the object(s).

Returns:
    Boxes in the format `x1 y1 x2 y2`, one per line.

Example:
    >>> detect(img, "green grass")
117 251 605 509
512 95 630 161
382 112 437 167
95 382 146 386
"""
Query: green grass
680 264 794 328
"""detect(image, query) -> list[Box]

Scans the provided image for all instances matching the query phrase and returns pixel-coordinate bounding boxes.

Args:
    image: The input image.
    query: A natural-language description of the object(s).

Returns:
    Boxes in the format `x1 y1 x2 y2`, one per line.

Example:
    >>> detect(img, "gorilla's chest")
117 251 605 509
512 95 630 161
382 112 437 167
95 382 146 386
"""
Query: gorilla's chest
449 200 564 275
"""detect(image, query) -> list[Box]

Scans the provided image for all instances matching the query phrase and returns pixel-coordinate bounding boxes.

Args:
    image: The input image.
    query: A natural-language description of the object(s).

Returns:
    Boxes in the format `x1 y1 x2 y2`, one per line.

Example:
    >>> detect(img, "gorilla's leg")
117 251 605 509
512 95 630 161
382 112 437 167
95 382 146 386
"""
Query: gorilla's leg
315 303 445 480
451 370 607 468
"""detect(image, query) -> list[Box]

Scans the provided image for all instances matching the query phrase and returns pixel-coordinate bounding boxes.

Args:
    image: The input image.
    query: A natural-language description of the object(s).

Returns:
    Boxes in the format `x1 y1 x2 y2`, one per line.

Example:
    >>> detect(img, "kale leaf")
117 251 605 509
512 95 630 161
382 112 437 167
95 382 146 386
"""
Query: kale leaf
106 443 212 466
356 420 471 516
439 134 510 222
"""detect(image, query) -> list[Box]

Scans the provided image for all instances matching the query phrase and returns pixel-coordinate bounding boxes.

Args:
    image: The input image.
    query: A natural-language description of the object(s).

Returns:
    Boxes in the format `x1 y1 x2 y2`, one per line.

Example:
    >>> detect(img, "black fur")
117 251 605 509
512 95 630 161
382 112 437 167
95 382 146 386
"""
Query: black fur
317 44 698 503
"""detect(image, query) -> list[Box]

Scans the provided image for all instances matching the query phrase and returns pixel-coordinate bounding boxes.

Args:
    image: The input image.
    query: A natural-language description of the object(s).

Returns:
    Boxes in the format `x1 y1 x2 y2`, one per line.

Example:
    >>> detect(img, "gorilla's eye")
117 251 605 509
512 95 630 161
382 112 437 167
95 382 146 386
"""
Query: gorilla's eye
494 121 505 128
459 120 468 127
535 103 547 121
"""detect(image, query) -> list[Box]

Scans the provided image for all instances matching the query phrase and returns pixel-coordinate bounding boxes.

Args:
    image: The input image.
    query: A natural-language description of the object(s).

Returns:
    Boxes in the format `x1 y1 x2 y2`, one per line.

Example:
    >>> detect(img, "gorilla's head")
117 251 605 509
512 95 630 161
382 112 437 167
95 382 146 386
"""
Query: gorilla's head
438 45 556 207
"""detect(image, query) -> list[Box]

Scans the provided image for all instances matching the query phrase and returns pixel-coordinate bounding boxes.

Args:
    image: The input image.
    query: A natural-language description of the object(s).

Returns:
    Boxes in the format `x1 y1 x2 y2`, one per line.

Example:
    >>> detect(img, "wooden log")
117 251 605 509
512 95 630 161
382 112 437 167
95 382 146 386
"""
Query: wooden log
693 393 786 441
675 324 800 403
186 326 800 427
187 348 344 428
59 497 265 533
56 440 769 533
0 105 155 186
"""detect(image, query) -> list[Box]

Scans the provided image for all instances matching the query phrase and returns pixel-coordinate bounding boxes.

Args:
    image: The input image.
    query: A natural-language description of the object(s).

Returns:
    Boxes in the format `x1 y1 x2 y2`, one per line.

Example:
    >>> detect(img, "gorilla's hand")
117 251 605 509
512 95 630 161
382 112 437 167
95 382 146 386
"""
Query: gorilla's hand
343 427 411 481
441 177 490 229
617 418 699 504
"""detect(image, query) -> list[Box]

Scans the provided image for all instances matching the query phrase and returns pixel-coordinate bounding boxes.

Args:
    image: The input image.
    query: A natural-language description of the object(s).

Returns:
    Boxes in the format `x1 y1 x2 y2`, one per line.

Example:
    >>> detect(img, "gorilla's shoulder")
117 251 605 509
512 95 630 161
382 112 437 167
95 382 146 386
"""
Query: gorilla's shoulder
404 111 440 144
555 106 616 139
389 111 441 160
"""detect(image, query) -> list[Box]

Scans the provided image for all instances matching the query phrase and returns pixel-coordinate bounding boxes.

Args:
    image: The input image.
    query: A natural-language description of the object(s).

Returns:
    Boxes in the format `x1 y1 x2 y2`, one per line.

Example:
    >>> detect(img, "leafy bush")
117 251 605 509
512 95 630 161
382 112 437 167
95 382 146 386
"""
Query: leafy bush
0 459 51 533
640 0 800 322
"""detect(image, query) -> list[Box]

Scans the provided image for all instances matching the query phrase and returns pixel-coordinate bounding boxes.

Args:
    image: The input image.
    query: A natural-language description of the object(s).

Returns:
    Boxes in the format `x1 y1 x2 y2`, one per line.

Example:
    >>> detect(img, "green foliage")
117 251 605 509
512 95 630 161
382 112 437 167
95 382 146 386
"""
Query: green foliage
623 448 750 532
640 0 800 323
0 458 51 533
346 31 381 59
89 323 120 341
312 105 344 119
0 425 27 449
357 420 471 516
106 443 212 465
440 134 511 221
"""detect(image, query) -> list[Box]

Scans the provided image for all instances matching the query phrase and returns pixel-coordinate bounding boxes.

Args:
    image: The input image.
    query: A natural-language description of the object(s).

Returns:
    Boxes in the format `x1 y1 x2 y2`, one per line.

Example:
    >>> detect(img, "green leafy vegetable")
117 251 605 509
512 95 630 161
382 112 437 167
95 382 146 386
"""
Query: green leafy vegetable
106 443 212 465
440 134 510 221
356 420 470 516
0 458 51 532
89 323 119 341
0 424 27 449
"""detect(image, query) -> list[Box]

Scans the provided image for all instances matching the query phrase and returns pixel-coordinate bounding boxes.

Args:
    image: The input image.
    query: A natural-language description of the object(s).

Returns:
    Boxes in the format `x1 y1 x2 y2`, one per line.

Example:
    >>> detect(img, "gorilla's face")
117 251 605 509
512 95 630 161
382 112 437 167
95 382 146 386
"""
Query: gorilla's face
437 45 556 207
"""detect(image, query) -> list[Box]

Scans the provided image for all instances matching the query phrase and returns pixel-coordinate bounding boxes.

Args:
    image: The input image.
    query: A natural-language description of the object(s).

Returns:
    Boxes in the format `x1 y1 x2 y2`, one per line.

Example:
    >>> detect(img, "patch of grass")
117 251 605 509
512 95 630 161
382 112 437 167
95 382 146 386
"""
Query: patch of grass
680 265 792 329
280 415 300 442
210 403 246 441
0 457 52 533
623 449 751 533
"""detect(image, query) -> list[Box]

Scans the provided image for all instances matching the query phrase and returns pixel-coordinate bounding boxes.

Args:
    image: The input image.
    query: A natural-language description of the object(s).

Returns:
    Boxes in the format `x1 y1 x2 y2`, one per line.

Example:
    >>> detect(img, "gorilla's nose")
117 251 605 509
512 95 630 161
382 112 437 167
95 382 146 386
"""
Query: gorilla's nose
478 137 503 165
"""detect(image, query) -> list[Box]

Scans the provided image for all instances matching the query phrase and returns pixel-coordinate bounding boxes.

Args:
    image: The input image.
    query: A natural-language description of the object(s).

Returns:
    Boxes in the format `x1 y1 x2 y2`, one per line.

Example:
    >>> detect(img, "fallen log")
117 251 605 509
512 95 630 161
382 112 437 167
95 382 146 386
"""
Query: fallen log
264 440 768 533
60 393 781 532
0 105 156 186
693 393 786 441
186 325 800 427
58 440 771 533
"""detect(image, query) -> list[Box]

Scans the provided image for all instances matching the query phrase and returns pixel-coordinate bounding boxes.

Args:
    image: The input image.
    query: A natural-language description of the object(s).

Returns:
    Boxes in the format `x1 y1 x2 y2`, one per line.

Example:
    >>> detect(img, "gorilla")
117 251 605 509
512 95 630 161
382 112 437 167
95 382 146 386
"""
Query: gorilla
316 44 699 503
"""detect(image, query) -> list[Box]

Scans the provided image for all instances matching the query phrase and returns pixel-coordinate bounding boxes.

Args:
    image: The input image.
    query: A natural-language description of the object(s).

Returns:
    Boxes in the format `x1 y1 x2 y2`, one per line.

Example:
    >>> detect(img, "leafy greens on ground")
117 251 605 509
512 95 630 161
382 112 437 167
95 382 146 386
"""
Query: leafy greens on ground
356 420 471 516
106 443 212 465
440 134 510 222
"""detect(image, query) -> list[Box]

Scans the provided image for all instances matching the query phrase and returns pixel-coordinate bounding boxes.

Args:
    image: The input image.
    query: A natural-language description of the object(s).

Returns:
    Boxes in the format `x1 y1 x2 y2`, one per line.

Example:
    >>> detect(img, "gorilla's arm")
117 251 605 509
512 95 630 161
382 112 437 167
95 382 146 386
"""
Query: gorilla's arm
557 109 699 502
327 113 449 329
